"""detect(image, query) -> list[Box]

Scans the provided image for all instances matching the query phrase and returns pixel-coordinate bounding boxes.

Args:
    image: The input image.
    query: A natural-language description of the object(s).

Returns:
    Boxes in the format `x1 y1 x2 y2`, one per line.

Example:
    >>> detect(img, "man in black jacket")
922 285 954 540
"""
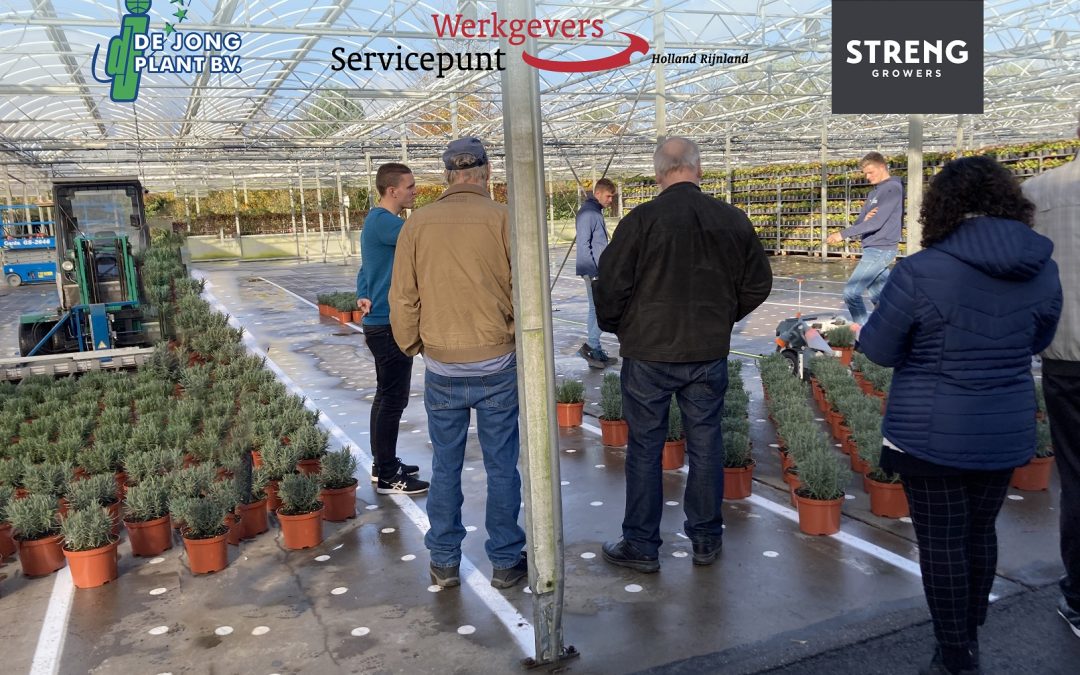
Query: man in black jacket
594 137 772 571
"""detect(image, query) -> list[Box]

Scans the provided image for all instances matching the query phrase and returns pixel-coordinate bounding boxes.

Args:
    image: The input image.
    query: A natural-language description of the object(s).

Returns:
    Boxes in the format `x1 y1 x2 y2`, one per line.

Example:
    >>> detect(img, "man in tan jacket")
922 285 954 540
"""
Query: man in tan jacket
389 137 527 591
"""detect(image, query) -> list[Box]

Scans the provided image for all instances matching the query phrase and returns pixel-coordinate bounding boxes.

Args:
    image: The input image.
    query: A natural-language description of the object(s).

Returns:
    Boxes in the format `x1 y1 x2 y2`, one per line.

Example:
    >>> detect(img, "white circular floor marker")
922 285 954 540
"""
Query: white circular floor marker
595 464 606 469
381 527 396 534
624 584 643 593
763 551 780 558
900 517 912 524
590 501 603 506
252 626 270 636
331 587 348 595
333 544 344 550
457 625 476 635
768 443 779 449
580 552 596 559
148 626 169 635
465 525 477 532
565 449 576 453
314 555 331 562
149 587 168 596
672 551 688 558
844 494 855 500
215 626 233 636
401 554 416 561
365 505 379 510
148 557 165 565
1008 494 1024 501
427 585 443 593
561 481 570 486
665 500 679 506
351 627 371 637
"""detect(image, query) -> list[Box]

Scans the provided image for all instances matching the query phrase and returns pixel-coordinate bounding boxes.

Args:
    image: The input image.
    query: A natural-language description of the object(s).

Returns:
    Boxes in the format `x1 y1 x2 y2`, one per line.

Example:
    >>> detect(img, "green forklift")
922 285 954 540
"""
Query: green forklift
14 176 159 364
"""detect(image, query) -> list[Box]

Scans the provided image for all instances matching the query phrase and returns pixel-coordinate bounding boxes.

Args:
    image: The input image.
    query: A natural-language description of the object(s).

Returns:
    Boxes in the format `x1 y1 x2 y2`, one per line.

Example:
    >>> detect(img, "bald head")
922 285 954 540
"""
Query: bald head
654 137 702 189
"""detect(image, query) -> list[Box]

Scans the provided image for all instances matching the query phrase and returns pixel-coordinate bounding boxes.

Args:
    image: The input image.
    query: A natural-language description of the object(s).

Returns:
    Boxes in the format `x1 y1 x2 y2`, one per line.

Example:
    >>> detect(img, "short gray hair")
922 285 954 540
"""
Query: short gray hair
653 137 701 178
445 163 490 186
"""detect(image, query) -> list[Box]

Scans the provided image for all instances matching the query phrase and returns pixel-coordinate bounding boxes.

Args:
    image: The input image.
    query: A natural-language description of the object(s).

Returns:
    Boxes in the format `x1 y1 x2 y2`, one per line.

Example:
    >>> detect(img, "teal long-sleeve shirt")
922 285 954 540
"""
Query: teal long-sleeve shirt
356 207 404 326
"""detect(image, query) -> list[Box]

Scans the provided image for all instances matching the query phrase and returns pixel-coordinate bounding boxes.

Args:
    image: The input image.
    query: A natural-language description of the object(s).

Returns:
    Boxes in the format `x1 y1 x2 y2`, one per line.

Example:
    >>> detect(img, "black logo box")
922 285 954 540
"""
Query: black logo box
832 0 983 114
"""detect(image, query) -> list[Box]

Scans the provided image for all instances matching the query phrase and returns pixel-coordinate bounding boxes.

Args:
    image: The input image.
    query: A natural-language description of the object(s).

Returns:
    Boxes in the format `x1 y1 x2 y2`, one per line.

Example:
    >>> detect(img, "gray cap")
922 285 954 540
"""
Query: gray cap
442 137 488 171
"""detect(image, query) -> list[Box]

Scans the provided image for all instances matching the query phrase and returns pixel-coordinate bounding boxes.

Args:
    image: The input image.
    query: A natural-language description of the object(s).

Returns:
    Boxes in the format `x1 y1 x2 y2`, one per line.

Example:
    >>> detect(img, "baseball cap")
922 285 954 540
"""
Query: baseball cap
442 137 488 171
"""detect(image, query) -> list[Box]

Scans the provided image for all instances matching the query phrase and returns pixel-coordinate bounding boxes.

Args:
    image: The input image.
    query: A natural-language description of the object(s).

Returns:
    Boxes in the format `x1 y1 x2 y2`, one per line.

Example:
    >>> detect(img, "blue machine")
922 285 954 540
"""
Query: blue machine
2 204 57 287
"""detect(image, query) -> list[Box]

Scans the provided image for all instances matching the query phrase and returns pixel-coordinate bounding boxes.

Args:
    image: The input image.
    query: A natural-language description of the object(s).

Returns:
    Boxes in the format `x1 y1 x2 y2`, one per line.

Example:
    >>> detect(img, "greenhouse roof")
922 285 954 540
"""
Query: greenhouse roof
0 0 1077 193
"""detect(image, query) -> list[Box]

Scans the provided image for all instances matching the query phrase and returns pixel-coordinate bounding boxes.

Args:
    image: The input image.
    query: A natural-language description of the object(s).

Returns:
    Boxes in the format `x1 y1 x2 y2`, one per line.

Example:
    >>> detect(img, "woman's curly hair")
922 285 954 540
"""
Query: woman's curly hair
920 155 1035 248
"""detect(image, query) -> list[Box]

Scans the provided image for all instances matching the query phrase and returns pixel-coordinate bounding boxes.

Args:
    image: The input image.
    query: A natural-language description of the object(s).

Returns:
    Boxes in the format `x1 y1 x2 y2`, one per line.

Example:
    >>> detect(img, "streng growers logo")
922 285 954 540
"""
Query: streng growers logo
831 0 983 114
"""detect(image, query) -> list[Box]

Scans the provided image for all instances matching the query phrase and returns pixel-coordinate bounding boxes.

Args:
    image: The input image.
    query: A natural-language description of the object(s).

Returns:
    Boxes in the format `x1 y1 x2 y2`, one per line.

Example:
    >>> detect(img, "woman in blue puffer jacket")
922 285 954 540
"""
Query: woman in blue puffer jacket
859 155 1062 675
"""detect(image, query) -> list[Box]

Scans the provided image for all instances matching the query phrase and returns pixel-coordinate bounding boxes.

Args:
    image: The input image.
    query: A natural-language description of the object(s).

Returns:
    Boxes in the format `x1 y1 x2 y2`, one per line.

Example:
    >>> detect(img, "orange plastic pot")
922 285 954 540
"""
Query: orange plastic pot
834 346 853 366
662 439 685 471
867 477 909 518
251 450 263 469
115 472 128 500
265 480 282 513
723 461 755 500
63 540 119 589
1011 456 1055 491
238 499 269 539
794 492 843 535
183 533 229 574
16 533 65 577
277 506 325 550
779 450 794 474
107 500 123 538
320 483 358 522
599 419 629 447
125 515 173 556
352 310 364 324
556 402 584 427
850 453 870 475
296 459 321 476
784 469 802 506
0 522 16 559
225 513 242 546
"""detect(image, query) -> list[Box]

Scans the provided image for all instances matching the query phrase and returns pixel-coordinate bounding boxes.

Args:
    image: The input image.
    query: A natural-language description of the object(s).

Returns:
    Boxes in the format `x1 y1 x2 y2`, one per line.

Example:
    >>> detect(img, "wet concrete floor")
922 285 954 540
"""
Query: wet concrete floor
0 252 1071 674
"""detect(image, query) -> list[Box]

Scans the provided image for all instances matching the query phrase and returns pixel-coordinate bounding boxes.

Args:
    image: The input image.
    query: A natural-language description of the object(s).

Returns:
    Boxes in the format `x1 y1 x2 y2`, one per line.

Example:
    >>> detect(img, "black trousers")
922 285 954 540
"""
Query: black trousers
364 324 414 481
901 470 1012 670
1044 362 1080 611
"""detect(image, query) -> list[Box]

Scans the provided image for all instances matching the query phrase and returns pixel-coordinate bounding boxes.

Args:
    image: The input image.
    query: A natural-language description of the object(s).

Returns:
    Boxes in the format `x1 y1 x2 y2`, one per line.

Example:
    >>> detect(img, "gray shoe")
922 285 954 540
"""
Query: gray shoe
430 562 460 588
490 552 528 589
1059 598 1080 638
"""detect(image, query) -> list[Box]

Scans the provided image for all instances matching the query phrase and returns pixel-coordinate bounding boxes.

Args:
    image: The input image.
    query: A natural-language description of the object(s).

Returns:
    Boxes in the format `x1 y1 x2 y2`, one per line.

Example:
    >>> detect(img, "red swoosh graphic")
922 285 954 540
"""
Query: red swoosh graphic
522 32 650 73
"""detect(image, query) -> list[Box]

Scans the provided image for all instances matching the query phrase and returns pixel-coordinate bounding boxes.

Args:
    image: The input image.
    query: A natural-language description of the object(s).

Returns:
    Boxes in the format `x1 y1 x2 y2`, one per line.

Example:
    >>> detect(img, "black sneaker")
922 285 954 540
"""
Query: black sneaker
430 562 460 588
691 540 722 566
601 539 660 573
918 646 978 675
376 470 429 495
593 348 619 367
491 552 528 589
1059 598 1080 638
577 343 607 369
370 458 421 483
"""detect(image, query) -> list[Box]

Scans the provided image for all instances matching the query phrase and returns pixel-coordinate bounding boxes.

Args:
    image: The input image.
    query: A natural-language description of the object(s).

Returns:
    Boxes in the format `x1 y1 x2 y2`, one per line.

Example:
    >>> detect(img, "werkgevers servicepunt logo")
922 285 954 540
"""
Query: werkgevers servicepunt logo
832 0 983 114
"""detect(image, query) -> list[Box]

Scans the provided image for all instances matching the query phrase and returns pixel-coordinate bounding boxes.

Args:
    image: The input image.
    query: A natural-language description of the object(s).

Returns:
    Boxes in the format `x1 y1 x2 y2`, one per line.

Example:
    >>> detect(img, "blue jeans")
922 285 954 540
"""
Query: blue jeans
844 247 897 324
620 357 728 557
424 366 526 569
582 275 601 351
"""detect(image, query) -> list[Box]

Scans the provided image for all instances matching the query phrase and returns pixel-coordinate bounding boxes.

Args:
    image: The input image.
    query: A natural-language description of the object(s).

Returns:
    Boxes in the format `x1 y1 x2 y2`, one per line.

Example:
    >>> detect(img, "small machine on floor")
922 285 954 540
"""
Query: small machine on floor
774 314 854 378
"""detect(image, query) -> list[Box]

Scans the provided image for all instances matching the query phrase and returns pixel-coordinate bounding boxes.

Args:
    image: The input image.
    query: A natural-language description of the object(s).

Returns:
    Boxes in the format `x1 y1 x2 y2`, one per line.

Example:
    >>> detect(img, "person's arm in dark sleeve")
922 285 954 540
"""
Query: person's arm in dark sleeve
356 261 369 301
1033 262 1062 354
735 224 773 321
857 259 917 367
588 211 606 271
594 214 640 334
841 181 902 239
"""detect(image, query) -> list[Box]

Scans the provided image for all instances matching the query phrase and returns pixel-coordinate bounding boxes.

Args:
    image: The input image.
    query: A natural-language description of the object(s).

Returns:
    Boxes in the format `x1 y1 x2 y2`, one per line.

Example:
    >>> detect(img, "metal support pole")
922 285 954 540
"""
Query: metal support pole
231 177 241 239
820 117 828 258
498 0 571 667
194 191 201 216
906 114 925 255
182 191 192 232
653 0 666 140
616 181 624 218
547 177 554 224
242 179 249 205
335 160 348 261
451 98 459 137
955 114 965 153
365 152 374 208
288 183 300 258
401 135 408 162
724 123 732 203
299 166 310 262
316 168 326 263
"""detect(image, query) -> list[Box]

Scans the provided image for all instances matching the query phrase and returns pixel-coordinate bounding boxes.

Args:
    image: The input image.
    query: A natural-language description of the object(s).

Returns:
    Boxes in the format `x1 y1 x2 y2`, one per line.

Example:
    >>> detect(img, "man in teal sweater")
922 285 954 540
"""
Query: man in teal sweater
357 163 429 495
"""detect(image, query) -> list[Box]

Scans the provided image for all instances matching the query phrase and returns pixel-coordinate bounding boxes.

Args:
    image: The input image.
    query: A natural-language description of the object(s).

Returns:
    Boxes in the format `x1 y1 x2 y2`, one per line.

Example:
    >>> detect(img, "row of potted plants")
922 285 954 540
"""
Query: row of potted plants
316 292 361 323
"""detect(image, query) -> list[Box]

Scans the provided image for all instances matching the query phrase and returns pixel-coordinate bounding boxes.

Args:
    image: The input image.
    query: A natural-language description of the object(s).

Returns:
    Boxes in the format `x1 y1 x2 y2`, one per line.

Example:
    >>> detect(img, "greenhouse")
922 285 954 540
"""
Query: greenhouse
0 1 1078 673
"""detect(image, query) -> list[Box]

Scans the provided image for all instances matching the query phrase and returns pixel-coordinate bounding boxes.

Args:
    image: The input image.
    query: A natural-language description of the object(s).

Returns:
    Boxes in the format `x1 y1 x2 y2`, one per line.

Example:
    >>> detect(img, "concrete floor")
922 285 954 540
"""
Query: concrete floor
0 252 1073 674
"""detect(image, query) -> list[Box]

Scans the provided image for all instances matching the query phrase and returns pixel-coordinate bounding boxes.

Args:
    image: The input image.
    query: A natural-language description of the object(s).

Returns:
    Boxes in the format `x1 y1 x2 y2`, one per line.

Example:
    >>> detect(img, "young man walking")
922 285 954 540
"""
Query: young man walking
575 178 619 368
356 162 429 495
390 138 527 590
827 151 904 325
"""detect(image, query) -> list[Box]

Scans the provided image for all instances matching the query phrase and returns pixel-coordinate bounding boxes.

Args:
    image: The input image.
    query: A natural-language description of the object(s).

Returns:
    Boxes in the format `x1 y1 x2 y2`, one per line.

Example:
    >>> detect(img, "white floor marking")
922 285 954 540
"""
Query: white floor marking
29 567 74 675
196 273 535 656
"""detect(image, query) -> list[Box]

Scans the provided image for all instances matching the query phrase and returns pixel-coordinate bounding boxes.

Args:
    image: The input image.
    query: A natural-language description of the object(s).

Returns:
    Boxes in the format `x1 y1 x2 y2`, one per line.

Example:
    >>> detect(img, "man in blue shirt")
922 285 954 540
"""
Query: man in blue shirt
575 177 619 368
356 163 429 495
827 151 904 325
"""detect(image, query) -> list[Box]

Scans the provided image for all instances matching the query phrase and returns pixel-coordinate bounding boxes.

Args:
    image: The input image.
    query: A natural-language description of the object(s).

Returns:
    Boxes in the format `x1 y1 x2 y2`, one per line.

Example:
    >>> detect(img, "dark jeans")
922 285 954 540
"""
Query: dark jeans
423 366 525 569
364 324 414 480
620 357 728 557
1044 363 1080 611
901 471 1012 668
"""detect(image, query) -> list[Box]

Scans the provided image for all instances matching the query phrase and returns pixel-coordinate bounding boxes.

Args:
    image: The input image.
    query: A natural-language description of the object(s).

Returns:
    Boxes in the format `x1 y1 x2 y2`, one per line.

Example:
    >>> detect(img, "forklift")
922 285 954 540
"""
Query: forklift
13 176 159 362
